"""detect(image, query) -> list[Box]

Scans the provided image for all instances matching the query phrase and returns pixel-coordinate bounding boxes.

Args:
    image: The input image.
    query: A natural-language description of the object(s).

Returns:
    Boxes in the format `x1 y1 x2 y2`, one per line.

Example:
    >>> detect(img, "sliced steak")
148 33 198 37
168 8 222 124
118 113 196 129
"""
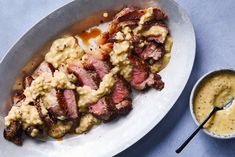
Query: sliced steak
87 70 102 86
153 8 167 20
87 56 110 79
140 43 165 61
153 73 165 90
89 97 115 122
129 57 149 86
44 88 66 119
129 56 164 90
111 77 131 104
63 89 79 119
33 61 54 78
35 98 54 127
133 73 165 90
115 7 143 22
24 75 34 88
4 121 23 146
68 65 98 90
115 99 132 115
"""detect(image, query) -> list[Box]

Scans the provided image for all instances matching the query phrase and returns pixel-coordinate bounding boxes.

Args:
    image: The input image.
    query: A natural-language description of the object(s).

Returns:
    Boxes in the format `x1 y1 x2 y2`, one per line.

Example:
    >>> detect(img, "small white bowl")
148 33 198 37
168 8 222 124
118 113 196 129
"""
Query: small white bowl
190 69 235 139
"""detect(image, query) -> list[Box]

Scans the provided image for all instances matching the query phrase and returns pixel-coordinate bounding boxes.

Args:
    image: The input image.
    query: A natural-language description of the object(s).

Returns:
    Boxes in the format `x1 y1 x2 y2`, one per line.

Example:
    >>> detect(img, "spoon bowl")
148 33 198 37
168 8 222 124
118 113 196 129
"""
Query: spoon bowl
190 69 235 139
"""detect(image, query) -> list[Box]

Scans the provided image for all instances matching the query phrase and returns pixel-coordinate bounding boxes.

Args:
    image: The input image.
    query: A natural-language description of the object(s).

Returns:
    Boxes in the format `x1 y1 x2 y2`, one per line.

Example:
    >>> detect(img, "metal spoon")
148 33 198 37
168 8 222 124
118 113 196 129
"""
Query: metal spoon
176 97 235 154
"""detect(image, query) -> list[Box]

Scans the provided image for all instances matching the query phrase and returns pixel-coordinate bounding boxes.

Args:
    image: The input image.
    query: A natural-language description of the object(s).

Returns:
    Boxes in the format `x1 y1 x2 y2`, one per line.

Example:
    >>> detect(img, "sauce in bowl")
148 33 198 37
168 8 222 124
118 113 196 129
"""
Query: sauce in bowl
194 71 235 135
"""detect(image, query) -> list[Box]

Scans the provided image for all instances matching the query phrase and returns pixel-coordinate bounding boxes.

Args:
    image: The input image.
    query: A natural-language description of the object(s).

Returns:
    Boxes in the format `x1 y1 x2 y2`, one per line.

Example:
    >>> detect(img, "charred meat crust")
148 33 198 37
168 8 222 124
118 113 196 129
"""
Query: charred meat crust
89 96 133 122
89 97 116 122
115 99 132 115
4 121 23 146
115 7 143 22
35 99 55 127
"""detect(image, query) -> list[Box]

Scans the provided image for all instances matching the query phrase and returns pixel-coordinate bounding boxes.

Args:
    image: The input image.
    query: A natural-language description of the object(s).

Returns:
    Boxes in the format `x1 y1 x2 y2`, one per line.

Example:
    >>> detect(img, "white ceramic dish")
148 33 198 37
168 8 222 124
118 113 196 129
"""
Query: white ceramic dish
190 69 235 139
0 0 195 156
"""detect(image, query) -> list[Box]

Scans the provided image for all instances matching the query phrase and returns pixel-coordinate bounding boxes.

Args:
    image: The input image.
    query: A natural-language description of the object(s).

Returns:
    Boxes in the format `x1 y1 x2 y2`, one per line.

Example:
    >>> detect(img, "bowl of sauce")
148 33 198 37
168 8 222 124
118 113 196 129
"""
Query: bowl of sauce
190 69 235 139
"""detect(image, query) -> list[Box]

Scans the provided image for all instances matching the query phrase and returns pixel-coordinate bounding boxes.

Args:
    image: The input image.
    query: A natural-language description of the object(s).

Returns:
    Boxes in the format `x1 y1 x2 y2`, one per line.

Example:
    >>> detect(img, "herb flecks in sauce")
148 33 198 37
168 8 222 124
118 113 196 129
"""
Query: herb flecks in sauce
194 71 235 135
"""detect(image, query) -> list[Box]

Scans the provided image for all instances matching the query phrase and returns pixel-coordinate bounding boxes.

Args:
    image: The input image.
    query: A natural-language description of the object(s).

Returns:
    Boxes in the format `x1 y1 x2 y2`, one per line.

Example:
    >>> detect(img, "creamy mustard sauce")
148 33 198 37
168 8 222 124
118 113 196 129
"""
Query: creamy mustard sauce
45 36 84 68
75 113 100 134
110 41 132 80
134 7 154 34
142 25 168 42
77 67 119 111
5 105 43 129
194 71 235 135
48 121 73 138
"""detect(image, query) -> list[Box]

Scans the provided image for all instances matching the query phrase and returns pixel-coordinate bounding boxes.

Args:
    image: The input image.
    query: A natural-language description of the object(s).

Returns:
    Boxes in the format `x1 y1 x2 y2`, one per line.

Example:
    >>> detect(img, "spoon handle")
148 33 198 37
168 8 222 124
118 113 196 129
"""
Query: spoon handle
175 107 218 154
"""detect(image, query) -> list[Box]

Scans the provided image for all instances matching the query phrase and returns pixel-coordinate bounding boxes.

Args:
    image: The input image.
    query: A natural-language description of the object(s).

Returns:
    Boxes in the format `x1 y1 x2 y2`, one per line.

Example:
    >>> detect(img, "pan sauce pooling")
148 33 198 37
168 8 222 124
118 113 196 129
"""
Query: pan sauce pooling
3 7 173 145
194 71 235 135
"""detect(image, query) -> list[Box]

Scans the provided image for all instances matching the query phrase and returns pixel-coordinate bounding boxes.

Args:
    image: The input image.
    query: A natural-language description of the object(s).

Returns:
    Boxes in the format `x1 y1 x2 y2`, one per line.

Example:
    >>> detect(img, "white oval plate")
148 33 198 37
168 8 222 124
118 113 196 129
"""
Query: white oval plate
0 0 195 156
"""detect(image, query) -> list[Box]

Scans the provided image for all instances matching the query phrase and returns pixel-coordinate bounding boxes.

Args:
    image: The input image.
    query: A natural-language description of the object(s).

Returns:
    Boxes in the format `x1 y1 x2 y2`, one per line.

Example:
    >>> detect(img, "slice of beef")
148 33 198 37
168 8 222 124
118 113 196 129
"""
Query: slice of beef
44 89 66 119
87 56 110 79
140 43 165 61
115 7 143 22
87 70 102 86
89 97 115 122
33 61 54 78
129 56 164 90
132 36 145 55
68 65 98 90
63 89 79 119
115 99 132 115
4 121 23 146
153 8 167 20
111 77 131 104
35 98 54 127
153 73 165 90
129 57 149 86
24 75 34 88
12 90 25 105
133 73 165 90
